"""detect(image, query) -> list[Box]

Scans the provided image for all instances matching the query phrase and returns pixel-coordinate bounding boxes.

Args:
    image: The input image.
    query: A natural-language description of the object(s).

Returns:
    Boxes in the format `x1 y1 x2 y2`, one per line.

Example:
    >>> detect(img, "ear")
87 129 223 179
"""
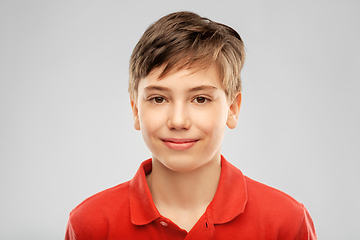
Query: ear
226 92 242 129
130 98 140 131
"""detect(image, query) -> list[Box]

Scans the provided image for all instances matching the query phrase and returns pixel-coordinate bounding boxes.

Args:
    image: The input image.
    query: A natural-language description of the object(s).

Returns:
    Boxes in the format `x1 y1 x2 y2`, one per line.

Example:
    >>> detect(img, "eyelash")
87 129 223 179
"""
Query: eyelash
192 96 211 104
147 96 211 104
148 96 167 104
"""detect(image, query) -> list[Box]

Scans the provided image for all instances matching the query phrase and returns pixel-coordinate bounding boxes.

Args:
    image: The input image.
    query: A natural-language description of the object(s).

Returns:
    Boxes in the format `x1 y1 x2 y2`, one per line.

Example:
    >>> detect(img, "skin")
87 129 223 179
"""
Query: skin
130 64 241 232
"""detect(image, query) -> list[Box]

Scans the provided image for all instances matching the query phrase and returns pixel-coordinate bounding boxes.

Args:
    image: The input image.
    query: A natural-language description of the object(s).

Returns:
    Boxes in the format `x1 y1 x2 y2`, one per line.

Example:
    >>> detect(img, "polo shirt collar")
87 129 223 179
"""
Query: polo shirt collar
208 155 248 224
129 159 160 225
129 155 248 225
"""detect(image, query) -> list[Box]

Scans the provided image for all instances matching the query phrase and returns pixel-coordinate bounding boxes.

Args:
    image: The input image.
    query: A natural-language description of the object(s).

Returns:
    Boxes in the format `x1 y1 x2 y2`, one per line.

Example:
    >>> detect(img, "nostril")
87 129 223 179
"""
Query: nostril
167 116 191 130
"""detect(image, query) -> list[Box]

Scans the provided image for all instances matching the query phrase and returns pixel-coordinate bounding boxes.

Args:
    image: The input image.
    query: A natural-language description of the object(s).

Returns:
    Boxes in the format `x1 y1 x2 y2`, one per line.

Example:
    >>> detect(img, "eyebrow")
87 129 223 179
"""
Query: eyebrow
143 85 218 93
189 85 218 92
143 85 171 92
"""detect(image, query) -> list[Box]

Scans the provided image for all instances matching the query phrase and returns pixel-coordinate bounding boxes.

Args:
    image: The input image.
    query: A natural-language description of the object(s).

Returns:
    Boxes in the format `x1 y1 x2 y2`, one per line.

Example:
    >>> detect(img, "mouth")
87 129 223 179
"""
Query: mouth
161 138 199 150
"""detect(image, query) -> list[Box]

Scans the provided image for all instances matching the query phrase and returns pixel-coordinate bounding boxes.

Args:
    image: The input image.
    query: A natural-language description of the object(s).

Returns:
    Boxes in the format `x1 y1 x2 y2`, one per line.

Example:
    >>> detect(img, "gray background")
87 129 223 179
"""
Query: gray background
1 0 359 239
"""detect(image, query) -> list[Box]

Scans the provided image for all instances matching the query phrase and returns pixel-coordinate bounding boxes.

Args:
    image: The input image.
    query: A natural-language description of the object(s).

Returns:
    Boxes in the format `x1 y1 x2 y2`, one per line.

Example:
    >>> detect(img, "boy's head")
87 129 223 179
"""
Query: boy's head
129 11 245 103
128 11 245 172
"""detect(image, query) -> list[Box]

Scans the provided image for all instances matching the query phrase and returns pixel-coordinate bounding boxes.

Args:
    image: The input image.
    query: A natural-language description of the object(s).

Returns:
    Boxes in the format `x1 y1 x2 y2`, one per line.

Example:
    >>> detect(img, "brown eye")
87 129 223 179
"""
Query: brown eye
154 97 164 103
195 97 206 103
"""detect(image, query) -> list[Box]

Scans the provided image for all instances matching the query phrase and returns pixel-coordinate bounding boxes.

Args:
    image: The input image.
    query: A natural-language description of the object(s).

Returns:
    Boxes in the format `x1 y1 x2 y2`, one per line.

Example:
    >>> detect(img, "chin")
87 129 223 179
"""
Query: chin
157 155 204 173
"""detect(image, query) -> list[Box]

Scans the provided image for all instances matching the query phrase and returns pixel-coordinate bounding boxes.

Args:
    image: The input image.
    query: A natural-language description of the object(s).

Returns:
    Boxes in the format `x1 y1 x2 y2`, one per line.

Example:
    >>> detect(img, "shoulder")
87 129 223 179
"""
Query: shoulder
244 176 317 239
245 176 302 205
244 175 307 225
71 181 130 216
245 176 305 215
67 181 131 238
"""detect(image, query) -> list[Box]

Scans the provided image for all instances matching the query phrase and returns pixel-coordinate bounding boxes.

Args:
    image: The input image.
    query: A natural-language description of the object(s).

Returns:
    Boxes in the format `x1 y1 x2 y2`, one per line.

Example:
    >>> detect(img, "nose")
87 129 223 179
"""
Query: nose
167 102 191 130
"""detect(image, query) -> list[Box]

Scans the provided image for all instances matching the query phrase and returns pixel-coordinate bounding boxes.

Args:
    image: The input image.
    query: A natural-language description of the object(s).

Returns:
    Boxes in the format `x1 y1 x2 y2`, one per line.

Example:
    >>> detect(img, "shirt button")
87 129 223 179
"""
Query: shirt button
159 221 168 227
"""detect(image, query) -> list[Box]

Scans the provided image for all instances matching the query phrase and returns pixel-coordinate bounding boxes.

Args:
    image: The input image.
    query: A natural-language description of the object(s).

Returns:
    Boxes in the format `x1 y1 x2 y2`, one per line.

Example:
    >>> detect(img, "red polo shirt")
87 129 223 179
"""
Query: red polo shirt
65 156 316 239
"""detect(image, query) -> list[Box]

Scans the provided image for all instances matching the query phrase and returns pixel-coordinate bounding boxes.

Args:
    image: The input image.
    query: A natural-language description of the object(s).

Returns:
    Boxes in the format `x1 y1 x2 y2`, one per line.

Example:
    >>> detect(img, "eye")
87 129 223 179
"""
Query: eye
193 96 209 104
150 96 166 104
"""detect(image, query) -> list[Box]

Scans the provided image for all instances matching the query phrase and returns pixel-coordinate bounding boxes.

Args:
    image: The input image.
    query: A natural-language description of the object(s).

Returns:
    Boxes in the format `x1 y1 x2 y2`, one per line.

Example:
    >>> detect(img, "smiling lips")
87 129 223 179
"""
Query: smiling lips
161 138 199 150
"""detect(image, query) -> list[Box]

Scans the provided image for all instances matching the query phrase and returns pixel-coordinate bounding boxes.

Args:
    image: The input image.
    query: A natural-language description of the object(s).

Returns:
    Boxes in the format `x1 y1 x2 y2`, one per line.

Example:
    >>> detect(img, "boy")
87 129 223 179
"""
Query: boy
65 11 316 239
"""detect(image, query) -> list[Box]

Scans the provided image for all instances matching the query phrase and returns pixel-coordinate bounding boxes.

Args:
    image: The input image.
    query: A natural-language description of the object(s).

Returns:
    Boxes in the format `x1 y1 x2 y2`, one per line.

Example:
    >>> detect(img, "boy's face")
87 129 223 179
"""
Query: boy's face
131 64 241 173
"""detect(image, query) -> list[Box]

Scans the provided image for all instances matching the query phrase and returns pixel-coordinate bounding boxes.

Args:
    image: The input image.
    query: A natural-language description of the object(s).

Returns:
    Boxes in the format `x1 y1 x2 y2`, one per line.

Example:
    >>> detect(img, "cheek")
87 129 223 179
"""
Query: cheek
138 108 164 136
193 105 228 136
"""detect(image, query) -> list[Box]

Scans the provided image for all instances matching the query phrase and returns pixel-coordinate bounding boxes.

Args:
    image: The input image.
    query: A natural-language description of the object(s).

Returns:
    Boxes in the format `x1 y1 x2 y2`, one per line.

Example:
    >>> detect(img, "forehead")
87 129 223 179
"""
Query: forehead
139 63 223 91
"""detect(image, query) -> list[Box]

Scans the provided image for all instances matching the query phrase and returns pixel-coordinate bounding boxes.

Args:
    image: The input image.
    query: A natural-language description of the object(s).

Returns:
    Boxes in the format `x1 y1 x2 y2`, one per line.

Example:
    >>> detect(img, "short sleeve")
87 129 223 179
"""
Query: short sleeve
295 206 317 240
65 218 77 240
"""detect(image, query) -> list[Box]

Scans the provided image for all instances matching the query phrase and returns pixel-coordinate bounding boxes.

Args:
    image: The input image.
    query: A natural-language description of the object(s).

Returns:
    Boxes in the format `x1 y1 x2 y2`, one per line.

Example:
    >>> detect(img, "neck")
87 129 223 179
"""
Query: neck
146 155 221 231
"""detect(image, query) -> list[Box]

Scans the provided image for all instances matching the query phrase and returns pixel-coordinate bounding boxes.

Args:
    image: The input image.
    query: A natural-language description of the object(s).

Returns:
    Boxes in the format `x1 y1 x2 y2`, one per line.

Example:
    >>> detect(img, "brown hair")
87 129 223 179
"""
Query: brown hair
129 11 245 101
